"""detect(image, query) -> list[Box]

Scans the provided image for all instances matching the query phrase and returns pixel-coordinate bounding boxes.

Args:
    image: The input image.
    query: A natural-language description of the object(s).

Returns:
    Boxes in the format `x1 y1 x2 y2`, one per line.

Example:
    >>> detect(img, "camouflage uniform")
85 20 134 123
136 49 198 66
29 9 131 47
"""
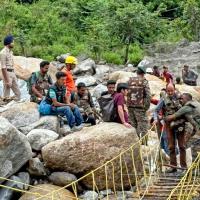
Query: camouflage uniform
73 90 96 125
155 94 187 168
0 46 21 100
30 71 53 103
174 101 200 135
128 78 151 138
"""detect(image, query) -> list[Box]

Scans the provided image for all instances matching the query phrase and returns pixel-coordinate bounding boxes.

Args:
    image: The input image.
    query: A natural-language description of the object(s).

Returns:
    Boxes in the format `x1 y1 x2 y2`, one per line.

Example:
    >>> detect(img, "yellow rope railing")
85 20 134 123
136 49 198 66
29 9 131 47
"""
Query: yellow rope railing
167 152 200 200
1 124 186 200
34 124 164 200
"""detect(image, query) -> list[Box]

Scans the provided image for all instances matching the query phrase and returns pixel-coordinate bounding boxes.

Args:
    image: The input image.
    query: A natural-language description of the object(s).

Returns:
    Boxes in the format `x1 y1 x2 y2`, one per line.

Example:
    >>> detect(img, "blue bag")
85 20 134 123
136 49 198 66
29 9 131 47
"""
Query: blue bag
39 99 52 115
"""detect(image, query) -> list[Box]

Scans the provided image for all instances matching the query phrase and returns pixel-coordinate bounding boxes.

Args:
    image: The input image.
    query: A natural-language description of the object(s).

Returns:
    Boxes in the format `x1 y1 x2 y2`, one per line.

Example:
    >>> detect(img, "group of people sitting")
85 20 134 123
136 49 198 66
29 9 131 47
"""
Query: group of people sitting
28 56 98 131
146 65 198 86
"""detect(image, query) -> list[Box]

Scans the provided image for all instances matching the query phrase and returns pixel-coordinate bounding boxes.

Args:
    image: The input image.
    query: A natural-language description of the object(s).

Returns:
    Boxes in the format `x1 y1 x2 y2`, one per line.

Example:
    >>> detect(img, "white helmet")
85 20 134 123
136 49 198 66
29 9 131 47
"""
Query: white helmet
146 67 153 73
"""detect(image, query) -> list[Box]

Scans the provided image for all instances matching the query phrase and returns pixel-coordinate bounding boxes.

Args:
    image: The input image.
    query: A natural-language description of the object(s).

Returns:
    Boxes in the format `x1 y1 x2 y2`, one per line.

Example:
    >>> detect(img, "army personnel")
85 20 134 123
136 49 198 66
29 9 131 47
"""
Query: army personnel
29 61 53 103
128 66 151 138
71 82 96 125
166 93 200 136
154 84 187 172
0 35 21 100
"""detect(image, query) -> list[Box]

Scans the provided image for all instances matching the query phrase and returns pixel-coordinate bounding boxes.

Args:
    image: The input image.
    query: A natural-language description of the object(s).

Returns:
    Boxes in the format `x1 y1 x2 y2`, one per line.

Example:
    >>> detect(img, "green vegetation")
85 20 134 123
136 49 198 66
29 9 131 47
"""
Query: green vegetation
0 0 200 64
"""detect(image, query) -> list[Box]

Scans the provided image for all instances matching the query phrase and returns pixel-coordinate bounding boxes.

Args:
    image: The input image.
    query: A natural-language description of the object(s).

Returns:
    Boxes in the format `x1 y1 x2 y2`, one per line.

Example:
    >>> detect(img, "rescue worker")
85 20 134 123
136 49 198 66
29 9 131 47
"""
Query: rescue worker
101 80 116 96
60 56 78 103
71 82 96 126
30 61 53 103
128 66 151 138
154 83 187 172
165 93 200 137
0 35 21 100
39 72 83 131
182 65 198 86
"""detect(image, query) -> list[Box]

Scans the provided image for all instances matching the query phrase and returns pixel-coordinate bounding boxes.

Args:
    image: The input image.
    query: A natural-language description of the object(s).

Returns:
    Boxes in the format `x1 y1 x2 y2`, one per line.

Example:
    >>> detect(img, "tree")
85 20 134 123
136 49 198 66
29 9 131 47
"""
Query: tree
106 1 158 63
182 0 200 41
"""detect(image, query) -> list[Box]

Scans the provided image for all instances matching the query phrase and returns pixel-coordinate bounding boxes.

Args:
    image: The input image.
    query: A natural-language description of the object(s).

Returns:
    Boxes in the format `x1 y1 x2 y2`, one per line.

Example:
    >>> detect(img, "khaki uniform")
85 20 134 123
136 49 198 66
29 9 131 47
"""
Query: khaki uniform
0 47 20 100
128 78 151 138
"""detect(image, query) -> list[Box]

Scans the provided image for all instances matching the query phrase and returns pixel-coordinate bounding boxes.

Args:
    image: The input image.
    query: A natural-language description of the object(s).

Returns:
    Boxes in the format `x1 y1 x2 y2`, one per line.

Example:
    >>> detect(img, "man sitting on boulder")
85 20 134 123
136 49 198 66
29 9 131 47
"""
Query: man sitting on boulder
182 65 198 86
71 82 96 126
39 72 83 131
29 61 53 103
113 83 132 128
101 80 116 97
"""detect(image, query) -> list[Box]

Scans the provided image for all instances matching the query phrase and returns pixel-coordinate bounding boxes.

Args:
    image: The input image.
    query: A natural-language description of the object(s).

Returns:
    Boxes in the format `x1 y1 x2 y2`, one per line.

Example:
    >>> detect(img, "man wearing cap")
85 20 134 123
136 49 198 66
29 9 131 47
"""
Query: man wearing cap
0 35 21 100
127 66 151 139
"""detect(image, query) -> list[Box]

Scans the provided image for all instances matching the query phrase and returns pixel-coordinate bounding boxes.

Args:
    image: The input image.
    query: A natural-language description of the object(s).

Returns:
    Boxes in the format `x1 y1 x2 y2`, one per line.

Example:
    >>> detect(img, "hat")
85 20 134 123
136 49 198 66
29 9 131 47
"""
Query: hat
137 66 146 74
4 35 14 46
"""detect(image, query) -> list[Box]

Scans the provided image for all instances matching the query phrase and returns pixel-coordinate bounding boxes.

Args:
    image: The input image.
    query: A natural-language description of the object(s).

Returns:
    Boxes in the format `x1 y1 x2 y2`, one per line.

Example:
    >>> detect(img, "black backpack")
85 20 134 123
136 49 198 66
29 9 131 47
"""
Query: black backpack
98 94 116 122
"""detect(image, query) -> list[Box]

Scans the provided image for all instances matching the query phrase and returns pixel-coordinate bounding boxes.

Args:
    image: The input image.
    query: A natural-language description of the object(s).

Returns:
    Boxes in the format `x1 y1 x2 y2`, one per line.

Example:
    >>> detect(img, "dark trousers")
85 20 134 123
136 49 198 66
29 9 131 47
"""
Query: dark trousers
83 114 96 126
166 124 187 168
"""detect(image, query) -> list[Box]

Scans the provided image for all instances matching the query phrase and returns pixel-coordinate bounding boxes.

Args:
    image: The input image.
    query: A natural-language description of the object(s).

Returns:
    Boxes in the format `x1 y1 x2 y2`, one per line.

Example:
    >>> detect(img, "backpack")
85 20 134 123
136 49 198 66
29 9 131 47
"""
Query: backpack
27 71 40 95
127 77 145 108
98 94 116 122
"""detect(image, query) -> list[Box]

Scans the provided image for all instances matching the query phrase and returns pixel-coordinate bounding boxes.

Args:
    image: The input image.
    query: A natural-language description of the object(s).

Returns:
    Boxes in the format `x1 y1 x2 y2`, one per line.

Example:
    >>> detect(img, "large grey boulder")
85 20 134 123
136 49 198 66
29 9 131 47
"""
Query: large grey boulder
92 84 108 99
19 116 59 135
27 129 59 151
73 58 96 75
42 123 142 190
0 117 32 180
1 102 40 129
76 76 97 86
49 172 77 187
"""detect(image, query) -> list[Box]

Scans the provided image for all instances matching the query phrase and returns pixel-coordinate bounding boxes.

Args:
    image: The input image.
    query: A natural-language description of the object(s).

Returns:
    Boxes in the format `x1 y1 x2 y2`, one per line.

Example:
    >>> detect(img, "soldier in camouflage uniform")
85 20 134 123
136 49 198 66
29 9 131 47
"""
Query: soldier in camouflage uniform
154 84 187 172
128 66 151 138
29 61 53 103
72 82 96 125
166 93 200 138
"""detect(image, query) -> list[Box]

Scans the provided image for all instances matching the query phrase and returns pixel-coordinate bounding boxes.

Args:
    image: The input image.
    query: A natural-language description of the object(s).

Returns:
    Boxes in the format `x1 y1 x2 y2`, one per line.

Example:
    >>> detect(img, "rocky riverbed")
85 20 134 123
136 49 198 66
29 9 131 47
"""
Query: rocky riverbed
0 41 200 199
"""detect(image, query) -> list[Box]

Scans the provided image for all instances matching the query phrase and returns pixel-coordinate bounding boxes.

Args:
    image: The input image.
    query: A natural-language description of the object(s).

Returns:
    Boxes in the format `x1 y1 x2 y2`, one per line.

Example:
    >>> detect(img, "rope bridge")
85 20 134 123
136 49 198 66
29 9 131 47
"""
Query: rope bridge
0 124 199 199
167 153 200 200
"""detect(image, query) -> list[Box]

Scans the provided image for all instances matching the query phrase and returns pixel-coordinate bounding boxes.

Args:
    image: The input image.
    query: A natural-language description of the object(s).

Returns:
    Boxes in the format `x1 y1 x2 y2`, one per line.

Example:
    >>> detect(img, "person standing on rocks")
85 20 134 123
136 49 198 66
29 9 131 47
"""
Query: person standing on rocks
154 83 187 173
0 35 21 100
101 80 116 96
63 56 78 103
39 72 83 131
71 82 96 126
29 61 53 103
113 83 132 128
182 65 198 86
161 66 173 84
127 66 151 138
